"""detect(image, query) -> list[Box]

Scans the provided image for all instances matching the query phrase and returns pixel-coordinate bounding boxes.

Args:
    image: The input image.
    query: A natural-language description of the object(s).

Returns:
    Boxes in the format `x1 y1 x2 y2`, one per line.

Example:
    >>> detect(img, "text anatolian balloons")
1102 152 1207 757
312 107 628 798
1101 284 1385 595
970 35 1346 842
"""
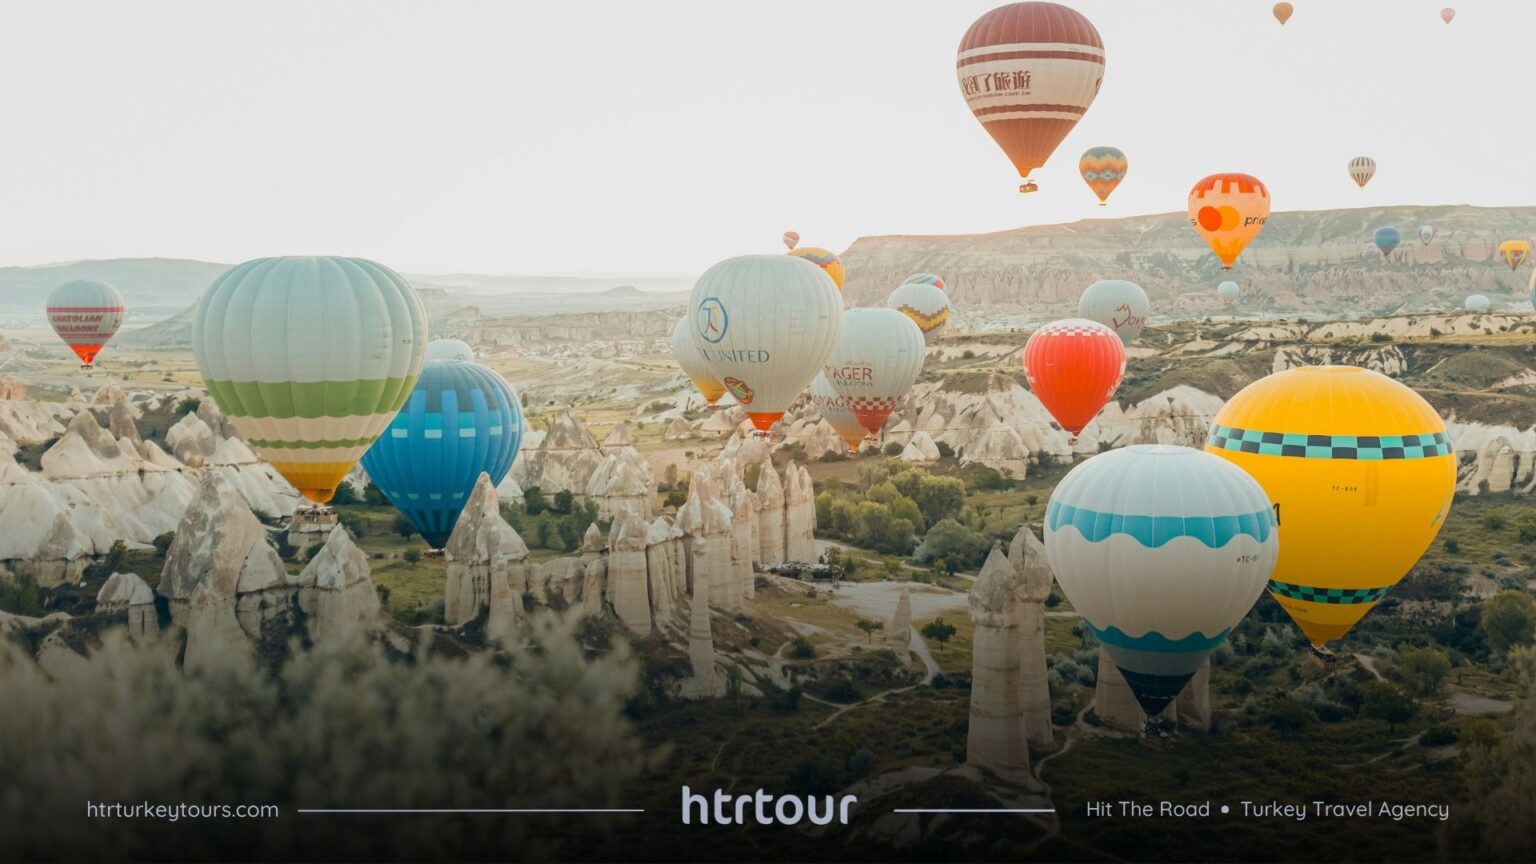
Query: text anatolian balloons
958 2 1105 194
1046 445 1277 716
688 254 843 433
1188 174 1270 269
192 256 427 504
1348 156 1376 189
824 308 926 437
672 316 726 405
1022 318 1125 441
1077 279 1148 342
811 371 868 454
47 280 125 368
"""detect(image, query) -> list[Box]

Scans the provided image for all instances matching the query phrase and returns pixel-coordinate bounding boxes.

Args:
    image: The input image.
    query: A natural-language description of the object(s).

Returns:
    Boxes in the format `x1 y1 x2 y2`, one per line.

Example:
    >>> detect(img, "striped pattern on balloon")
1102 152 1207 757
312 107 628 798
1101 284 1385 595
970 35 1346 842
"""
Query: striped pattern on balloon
46 280 126 368
824 308 926 436
1187 173 1270 269
1022 318 1125 441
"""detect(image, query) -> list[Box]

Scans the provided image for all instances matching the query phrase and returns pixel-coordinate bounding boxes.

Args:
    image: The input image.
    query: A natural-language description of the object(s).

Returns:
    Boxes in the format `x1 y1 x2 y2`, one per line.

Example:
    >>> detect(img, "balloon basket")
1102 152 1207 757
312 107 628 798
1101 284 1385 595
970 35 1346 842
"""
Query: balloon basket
1308 645 1338 671
1018 181 1039 194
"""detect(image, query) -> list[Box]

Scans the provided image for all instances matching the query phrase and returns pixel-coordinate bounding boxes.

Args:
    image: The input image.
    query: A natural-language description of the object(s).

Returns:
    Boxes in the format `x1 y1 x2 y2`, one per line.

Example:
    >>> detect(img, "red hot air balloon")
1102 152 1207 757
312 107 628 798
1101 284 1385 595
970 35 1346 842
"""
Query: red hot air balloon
1023 318 1125 441
957 3 1105 194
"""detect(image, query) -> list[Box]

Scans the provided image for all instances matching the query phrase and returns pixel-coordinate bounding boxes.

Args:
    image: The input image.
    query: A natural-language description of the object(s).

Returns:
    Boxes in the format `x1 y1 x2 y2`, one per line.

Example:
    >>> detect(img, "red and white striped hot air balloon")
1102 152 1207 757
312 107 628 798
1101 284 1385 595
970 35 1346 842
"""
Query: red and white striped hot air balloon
782 231 800 251
824 308 926 437
1023 318 1125 441
957 2 1105 194
46 280 125 368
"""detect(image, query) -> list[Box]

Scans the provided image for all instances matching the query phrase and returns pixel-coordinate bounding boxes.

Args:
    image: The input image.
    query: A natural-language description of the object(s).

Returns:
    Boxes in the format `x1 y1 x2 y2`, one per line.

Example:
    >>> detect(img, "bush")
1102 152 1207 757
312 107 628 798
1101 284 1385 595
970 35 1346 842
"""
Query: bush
915 519 989 567
0 573 43 617
152 532 176 558
176 397 201 415
552 490 575 515
402 549 423 567
330 481 361 506
1483 513 1507 531
1442 539 1461 554
392 514 416 540
788 637 817 660
962 350 975 359
364 483 389 506
1480 590 1536 654
883 442 903 457
823 679 862 703
935 441 955 459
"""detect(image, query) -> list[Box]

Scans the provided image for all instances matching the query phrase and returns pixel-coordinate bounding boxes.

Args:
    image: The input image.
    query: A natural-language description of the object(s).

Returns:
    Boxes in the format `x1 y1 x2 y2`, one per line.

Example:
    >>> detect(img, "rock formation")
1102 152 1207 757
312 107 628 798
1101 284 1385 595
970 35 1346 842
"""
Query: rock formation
602 422 635 450
584 447 655 521
756 460 786 563
900 431 941 464
295 527 380 641
95 571 158 639
1008 525 1054 747
607 512 652 636
513 408 603 495
1176 659 1212 732
967 545 1032 785
783 462 817 563
1093 653 1147 733
679 565 722 699
679 468 736 610
888 587 912 656
444 473 530 643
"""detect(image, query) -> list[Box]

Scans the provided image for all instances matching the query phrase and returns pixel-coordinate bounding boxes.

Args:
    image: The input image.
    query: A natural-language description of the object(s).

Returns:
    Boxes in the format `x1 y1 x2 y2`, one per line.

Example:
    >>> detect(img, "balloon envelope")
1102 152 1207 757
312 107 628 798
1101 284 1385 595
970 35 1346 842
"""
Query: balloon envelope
672 316 727 405
1465 294 1490 313
1188 174 1270 268
811 372 868 454
1498 240 1529 271
958 2 1105 190
782 231 800 251
1373 226 1401 258
1079 147 1127 204
902 272 946 292
1046 445 1277 715
1348 156 1376 189
1419 225 1436 245
1273 2 1293 24
361 359 523 548
192 256 428 504
1077 279 1148 342
46 280 125 367
886 281 952 341
425 339 474 363
1205 366 1455 647
824 308 926 436
1441 7 1455 23
1022 318 1125 439
1218 281 1240 304
787 247 846 290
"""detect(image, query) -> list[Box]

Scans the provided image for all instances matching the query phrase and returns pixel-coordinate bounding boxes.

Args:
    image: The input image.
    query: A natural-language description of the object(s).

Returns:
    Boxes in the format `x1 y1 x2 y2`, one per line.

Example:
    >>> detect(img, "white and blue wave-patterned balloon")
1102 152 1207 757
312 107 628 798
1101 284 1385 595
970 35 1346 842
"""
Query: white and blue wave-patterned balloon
1044 445 1278 717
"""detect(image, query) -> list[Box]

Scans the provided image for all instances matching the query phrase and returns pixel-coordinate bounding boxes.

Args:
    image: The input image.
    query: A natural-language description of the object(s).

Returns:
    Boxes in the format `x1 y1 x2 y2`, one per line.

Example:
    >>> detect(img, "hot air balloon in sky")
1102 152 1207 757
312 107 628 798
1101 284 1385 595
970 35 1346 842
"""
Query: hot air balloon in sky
1079 147 1127 205
1373 226 1401 259
361 347 524 549
782 231 799 251
1465 294 1490 313
46 280 125 368
887 280 952 342
824 308 926 437
1188 173 1270 269
788 246 845 291
1046 445 1277 717
1078 279 1148 342
689 254 842 433
903 272 946 291
1348 156 1376 189
1529 268 1536 310
1218 280 1240 306
192 256 427 504
811 372 868 454
1273 2 1293 25
1419 225 1437 245
1441 7 1455 24
958 2 1105 194
1498 240 1530 270
1023 318 1124 441
672 316 726 406
425 339 474 363
1206 367 1455 649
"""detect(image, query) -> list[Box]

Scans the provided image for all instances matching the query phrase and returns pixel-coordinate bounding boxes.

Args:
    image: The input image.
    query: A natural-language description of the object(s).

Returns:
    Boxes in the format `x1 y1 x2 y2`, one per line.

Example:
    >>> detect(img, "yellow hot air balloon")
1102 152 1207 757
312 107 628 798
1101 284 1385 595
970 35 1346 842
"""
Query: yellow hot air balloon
1206 367 1455 649
1498 239 1530 271
1188 173 1271 270
788 246 846 291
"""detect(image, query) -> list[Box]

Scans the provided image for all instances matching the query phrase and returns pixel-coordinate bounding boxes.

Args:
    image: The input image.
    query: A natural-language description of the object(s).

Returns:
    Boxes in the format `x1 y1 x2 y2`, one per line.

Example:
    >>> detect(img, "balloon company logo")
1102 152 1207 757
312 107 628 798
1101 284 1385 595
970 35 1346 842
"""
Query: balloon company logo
959 70 1031 97
696 298 728 344
825 363 874 385
724 377 754 404
1192 206 1267 232
1113 304 1145 330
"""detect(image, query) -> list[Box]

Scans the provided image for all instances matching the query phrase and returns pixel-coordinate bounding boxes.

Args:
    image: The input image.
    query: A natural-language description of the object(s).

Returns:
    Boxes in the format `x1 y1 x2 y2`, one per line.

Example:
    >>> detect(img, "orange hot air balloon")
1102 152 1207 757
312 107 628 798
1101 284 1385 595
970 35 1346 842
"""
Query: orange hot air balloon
782 231 800 251
1188 173 1271 270
1023 318 1125 441
1498 240 1530 271
957 3 1105 194
1273 3 1293 25
788 246 845 290
1441 8 1455 24
1079 146 1127 205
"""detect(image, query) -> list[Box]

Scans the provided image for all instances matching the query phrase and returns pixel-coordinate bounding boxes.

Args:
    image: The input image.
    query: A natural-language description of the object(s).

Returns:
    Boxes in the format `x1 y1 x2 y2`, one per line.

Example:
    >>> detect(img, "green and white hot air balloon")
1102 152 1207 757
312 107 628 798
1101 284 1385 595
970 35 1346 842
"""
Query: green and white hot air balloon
191 256 427 504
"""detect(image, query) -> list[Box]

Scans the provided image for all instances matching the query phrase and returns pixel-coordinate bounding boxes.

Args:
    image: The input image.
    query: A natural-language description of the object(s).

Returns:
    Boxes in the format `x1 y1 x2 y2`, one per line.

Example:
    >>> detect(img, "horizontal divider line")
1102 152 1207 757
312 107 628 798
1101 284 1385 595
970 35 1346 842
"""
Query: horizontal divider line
297 808 645 814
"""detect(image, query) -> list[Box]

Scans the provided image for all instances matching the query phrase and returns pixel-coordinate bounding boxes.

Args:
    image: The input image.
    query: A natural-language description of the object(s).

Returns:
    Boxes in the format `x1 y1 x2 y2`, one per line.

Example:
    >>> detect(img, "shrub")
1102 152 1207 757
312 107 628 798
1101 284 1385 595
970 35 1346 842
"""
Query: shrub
176 397 201 415
402 549 422 567
883 442 903 457
788 637 816 660
962 350 975 359
392 514 416 540
152 532 176 558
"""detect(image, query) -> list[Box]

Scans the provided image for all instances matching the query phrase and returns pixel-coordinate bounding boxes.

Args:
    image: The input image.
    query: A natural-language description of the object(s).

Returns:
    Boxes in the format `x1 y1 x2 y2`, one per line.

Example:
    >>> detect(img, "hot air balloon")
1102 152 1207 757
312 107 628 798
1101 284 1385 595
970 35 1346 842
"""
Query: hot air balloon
902 272 946 291
1347 156 1376 189
1206 366 1455 650
1441 7 1455 23
1022 318 1124 441
1465 294 1490 313
425 339 474 363
1188 174 1270 269
1273 2 1293 25
958 2 1105 194
1498 240 1530 270
46 280 125 368
1045 445 1277 716
782 231 800 251
1529 268 1536 310
1079 147 1127 205
811 372 868 454
672 316 727 405
1218 281 1240 306
1373 226 1401 259
689 254 842 433
360 349 524 549
824 308 926 437
788 246 846 291
192 256 427 504
887 280 952 342
1419 225 1436 245
1077 279 1148 342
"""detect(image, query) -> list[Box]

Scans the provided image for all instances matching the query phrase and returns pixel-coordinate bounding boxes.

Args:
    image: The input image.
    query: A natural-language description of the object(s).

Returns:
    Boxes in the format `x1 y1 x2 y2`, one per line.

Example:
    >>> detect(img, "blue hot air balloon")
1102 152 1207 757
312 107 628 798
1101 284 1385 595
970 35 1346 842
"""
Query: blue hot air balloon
361 349 524 548
1373 226 1401 259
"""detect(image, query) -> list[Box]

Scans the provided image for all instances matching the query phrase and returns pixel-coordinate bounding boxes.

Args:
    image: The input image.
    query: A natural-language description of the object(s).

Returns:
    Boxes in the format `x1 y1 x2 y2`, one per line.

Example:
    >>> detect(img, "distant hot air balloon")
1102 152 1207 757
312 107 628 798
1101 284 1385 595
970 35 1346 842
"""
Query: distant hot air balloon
902 272 947 291
1498 240 1530 270
1046 445 1277 716
1077 279 1148 342
360 349 524 549
1188 173 1270 269
1529 268 1536 311
1206 366 1455 649
958 2 1105 194
1218 281 1241 306
1273 2 1294 25
887 280 952 342
1079 147 1128 205
425 339 474 363
192 257 427 504
46 280 125 368
1373 226 1402 259
787 246 846 291
783 231 800 251
689 255 842 433
1022 318 1125 441
811 372 868 454
1465 294 1490 313
1441 7 1455 24
824 308 926 437
1347 156 1376 189
672 316 727 405
1419 225 1437 245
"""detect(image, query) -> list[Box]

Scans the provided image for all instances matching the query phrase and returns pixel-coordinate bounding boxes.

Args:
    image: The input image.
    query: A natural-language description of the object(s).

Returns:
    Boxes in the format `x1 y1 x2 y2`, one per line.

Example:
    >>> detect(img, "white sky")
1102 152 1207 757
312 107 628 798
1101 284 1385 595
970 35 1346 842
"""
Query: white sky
0 0 1529 276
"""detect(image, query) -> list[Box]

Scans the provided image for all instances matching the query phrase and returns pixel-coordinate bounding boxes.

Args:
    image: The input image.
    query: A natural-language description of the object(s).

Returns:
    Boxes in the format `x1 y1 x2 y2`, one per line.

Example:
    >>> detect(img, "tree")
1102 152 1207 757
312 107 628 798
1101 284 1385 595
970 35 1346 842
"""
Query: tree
1361 681 1418 734
883 442 903 456
391 514 416 540
552 490 575 515
364 483 389 506
556 518 581 552
402 549 422 567
1481 590 1536 654
917 518 989 567
842 556 860 580
1396 645 1450 695
855 619 885 642
909 475 966 526
535 520 553 549
524 487 548 515
176 397 201 415
152 532 175 558
788 637 817 659
1263 697 1316 738
921 618 957 652
883 559 902 579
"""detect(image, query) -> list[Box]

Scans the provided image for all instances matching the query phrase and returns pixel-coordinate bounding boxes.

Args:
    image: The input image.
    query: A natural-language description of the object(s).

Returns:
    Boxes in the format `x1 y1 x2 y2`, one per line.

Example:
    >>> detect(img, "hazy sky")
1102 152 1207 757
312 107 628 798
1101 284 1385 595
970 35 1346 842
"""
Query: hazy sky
0 0 1530 276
